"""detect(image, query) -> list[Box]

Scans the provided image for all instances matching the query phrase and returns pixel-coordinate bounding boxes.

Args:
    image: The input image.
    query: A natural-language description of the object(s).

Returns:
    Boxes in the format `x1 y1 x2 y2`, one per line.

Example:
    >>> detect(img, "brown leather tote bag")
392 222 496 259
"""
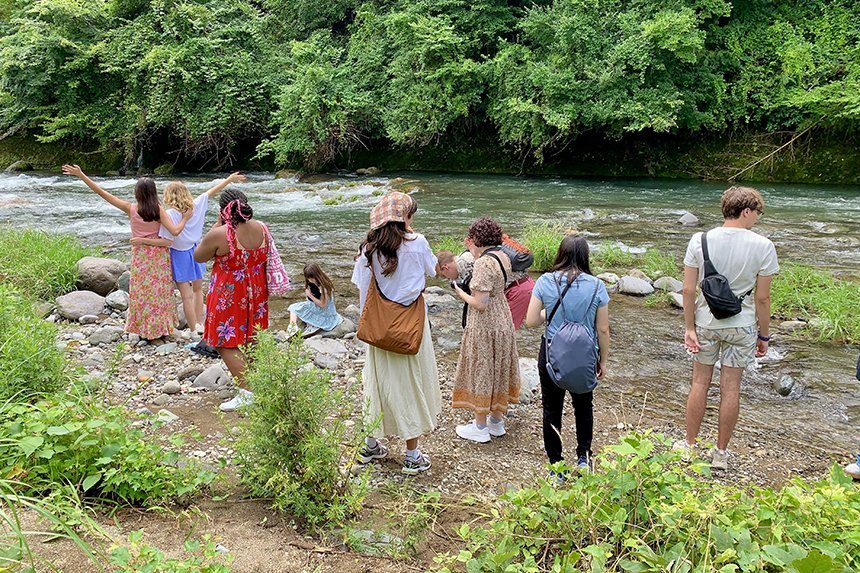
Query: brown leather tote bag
357 273 425 355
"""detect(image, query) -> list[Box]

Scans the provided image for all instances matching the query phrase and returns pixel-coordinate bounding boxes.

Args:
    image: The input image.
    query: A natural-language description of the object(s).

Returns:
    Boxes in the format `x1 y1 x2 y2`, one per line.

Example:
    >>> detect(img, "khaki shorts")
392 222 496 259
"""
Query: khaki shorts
694 326 757 368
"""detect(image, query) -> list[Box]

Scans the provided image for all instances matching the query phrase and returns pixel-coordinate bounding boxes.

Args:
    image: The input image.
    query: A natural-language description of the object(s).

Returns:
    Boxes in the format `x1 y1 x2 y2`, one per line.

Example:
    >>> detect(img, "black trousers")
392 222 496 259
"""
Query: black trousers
538 338 594 463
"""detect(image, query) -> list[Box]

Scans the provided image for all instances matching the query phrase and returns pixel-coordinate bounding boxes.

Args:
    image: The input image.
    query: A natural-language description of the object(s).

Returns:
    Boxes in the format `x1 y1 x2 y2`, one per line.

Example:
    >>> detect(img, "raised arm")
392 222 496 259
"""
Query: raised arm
205 172 246 198
159 206 192 236
62 164 131 214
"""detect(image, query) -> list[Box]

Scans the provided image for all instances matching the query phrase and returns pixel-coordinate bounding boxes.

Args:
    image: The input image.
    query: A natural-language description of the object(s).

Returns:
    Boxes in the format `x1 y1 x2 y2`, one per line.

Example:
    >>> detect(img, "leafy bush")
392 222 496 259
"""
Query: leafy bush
439 432 860 573
0 228 97 300
0 391 215 505
234 333 366 528
771 263 860 343
522 223 565 271
432 235 466 256
110 530 232 573
0 283 70 401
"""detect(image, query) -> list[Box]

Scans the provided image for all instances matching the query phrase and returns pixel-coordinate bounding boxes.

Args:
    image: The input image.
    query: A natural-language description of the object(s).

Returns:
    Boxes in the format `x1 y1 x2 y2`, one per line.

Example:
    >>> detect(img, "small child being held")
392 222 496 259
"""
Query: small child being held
288 263 344 337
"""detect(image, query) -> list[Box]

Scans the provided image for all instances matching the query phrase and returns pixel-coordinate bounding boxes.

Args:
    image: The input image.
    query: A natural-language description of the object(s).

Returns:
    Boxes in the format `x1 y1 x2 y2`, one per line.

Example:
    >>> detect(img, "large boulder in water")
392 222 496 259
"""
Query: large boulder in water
77 256 128 296
678 212 699 226
56 290 105 321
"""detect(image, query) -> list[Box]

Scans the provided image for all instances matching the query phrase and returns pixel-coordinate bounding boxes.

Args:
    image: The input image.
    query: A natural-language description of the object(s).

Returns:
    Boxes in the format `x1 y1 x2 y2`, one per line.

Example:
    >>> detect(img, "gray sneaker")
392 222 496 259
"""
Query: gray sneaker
356 442 388 464
709 448 728 471
401 453 431 475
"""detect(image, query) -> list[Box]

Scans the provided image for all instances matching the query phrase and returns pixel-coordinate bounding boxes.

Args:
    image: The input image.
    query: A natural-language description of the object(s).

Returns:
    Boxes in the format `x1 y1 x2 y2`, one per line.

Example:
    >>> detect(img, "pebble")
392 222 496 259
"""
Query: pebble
137 370 154 383
128 333 140 345
152 394 171 406
156 342 178 354
79 315 100 325
155 409 179 424
162 380 181 395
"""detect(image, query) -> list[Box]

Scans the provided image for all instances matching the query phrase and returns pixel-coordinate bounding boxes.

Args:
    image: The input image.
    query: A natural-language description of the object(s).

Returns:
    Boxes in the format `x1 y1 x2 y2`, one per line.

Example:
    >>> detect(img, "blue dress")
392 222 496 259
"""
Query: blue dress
288 293 344 331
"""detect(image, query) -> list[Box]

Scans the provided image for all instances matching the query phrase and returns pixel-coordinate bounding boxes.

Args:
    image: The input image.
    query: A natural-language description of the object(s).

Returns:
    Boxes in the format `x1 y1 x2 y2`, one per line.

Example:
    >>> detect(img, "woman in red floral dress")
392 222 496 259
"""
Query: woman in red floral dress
194 189 269 411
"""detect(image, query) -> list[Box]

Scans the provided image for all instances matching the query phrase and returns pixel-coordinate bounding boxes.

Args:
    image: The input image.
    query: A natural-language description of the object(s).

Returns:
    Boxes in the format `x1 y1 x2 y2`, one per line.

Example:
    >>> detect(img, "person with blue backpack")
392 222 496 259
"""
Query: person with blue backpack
526 235 610 474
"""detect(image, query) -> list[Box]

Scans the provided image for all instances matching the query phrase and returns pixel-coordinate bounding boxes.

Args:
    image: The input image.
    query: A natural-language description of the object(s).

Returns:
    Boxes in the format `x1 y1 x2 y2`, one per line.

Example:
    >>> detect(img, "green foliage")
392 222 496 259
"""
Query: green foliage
438 432 860 573
0 227 98 300
521 223 565 272
770 263 860 343
0 389 215 505
643 290 674 309
593 241 637 271
0 284 70 402
110 530 232 573
432 235 466 256
234 333 366 528
640 247 681 279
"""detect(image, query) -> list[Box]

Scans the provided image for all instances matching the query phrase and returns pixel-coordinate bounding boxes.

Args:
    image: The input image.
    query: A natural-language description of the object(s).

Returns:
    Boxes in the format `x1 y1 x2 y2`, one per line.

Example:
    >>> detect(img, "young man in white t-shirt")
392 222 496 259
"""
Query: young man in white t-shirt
674 186 779 471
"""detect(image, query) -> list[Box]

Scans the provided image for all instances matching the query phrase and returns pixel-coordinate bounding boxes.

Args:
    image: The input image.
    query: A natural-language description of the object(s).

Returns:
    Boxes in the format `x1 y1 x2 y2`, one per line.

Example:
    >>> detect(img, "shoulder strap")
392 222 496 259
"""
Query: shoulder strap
546 274 575 326
482 251 508 285
701 230 718 278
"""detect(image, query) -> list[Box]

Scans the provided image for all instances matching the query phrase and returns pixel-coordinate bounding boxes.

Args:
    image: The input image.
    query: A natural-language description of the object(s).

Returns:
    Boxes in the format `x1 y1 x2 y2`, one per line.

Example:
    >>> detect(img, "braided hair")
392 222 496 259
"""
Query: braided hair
219 189 254 257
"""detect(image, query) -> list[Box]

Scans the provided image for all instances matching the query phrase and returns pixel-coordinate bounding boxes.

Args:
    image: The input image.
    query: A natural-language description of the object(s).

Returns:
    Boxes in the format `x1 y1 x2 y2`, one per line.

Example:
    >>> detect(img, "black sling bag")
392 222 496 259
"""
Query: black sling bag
699 230 753 320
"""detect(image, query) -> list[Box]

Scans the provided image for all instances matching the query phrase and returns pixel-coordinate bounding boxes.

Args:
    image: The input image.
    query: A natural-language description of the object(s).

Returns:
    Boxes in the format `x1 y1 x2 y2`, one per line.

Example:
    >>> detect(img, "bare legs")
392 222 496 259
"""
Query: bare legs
177 280 206 331
684 361 742 449
192 279 204 330
217 347 248 390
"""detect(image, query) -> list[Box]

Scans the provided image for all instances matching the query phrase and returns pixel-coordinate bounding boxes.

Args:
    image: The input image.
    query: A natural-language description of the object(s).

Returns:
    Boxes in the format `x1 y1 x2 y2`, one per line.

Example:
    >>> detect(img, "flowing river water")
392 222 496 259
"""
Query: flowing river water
1 171 859 455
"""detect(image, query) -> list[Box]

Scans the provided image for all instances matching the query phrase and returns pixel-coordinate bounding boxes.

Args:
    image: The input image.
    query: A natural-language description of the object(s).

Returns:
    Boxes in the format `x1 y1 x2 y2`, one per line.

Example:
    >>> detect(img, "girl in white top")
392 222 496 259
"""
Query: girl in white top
159 173 246 332
351 192 441 475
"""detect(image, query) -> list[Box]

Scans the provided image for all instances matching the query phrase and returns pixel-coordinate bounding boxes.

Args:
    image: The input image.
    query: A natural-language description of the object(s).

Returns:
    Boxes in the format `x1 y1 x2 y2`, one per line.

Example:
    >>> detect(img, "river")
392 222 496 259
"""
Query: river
1 170 858 455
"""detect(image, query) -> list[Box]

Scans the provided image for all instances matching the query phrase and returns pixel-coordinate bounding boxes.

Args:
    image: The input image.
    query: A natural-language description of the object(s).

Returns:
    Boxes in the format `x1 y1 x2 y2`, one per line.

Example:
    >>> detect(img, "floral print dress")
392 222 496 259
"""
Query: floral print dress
203 233 269 348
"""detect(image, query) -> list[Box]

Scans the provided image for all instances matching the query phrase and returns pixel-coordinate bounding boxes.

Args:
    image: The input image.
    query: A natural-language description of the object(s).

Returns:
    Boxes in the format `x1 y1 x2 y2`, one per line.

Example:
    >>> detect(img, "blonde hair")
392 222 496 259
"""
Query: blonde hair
164 181 194 213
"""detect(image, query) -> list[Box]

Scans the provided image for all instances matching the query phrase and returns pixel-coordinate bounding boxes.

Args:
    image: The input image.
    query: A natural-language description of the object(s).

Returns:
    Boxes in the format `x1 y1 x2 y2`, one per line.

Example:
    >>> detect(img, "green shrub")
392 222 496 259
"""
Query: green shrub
110 530 232 573
0 390 215 505
640 247 680 279
643 291 675 309
432 235 466 256
0 228 98 300
439 432 860 573
234 333 366 528
593 241 636 270
0 284 70 401
771 264 860 343
522 223 565 271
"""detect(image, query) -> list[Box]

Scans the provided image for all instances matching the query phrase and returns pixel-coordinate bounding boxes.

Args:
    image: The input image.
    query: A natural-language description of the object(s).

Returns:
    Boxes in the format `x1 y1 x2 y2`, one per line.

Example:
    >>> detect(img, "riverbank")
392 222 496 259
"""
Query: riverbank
3 130 858 185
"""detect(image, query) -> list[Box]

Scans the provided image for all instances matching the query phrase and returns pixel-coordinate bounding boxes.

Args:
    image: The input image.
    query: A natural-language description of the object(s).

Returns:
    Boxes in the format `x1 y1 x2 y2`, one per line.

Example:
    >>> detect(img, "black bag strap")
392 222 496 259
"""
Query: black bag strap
701 230 754 299
481 250 508 285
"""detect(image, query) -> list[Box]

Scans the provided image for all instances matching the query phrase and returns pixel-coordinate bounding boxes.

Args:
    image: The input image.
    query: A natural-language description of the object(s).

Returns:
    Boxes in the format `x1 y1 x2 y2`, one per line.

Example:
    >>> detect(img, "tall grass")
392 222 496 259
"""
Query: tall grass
522 223 565 271
432 235 467 255
0 228 98 300
771 264 860 343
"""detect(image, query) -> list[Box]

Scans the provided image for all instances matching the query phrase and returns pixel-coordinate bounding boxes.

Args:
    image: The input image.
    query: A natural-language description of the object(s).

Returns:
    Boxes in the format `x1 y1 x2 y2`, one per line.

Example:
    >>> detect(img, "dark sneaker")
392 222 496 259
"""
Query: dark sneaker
576 454 593 472
548 469 567 487
356 442 388 464
401 453 431 475
189 340 219 359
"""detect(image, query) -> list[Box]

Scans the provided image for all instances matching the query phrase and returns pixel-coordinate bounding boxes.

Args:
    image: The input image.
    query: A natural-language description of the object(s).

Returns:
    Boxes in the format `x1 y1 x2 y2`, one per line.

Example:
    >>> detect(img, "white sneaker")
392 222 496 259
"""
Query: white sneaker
709 448 729 471
672 439 693 462
455 421 491 443
219 389 253 412
195 323 205 335
488 418 506 437
844 455 860 480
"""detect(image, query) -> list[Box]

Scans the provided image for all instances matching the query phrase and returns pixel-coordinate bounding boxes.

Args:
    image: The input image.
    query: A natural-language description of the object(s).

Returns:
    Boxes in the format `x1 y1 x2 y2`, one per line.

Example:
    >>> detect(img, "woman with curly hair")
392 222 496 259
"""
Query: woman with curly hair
451 217 521 442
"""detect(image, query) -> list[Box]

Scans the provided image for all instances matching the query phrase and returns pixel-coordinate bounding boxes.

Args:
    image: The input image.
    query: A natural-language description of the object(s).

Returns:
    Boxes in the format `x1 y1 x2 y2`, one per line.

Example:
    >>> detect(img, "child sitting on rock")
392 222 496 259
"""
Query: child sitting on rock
288 262 343 338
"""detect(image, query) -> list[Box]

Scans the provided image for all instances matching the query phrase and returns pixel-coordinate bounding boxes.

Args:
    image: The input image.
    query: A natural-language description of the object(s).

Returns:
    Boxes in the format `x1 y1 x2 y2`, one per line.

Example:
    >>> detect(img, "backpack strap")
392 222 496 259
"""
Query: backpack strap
546 274 576 326
481 250 508 285
701 230 754 300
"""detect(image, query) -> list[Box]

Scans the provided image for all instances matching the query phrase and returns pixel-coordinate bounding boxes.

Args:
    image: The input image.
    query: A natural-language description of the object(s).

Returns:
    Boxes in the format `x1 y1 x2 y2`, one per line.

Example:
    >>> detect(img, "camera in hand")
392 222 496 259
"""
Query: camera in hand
307 281 322 301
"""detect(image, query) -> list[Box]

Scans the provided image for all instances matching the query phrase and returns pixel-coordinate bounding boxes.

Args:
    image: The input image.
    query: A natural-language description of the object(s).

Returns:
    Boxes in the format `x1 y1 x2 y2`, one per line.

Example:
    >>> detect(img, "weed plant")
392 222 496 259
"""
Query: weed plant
110 530 232 573
643 291 675 309
640 247 681 279
0 284 70 401
0 228 97 300
0 388 215 505
771 264 860 343
433 235 466 255
593 241 636 270
439 432 860 573
235 333 367 528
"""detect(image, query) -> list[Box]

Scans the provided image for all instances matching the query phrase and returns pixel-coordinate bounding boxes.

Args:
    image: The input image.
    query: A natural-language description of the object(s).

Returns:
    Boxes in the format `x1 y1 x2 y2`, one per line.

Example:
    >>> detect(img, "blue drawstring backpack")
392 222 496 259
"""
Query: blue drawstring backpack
544 275 600 394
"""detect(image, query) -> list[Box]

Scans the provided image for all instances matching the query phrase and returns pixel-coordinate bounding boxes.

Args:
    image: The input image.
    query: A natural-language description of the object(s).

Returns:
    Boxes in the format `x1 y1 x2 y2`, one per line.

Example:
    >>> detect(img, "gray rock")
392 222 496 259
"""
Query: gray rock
5 160 33 172
152 394 171 407
670 293 684 308
116 270 131 293
321 318 356 339
627 269 653 284
773 375 796 397
678 212 699 226
518 357 540 404
79 314 100 325
177 364 206 381
192 364 230 390
434 336 460 352
105 290 129 311
596 273 620 285
128 333 140 345
342 304 360 321
89 325 124 345
313 353 340 370
780 320 807 332
424 292 460 313
653 276 683 293
56 291 106 321
162 380 181 395
155 408 179 423
177 305 188 330
424 286 447 296
617 276 654 296
304 337 348 355
356 166 381 176
76 256 128 296
155 342 178 354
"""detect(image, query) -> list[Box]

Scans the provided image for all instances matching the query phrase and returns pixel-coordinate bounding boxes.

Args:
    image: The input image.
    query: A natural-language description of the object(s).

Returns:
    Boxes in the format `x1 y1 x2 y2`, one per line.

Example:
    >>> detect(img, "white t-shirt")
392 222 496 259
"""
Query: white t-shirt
684 227 779 329
352 233 437 309
159 194 209 251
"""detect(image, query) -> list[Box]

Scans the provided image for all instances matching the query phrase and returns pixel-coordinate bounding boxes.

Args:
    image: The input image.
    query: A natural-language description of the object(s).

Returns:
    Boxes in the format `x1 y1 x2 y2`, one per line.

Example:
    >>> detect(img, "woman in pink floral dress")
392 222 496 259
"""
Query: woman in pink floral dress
194 189 269 412
62 165 190 341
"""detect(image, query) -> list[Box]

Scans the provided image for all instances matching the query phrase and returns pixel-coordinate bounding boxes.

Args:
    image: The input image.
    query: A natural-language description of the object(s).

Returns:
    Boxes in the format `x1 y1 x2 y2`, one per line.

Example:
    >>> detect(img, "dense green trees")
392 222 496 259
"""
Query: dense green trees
0 0 857 169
